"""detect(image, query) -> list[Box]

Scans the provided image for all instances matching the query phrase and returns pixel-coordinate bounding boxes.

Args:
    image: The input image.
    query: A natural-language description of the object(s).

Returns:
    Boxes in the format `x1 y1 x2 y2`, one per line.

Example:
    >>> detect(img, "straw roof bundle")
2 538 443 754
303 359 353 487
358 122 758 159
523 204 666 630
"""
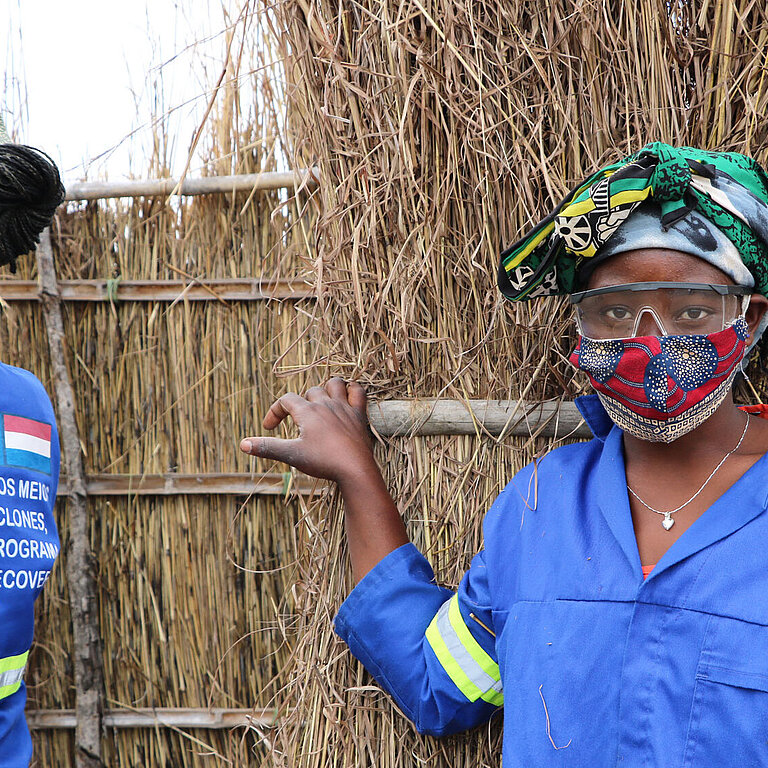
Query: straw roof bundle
257 0 768 765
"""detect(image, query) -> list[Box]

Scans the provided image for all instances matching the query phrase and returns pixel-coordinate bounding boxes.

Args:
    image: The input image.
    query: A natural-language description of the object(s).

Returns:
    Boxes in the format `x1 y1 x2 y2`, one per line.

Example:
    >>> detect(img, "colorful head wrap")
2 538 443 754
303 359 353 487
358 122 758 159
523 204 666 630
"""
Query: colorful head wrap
498 142 768 301
577 201 755 289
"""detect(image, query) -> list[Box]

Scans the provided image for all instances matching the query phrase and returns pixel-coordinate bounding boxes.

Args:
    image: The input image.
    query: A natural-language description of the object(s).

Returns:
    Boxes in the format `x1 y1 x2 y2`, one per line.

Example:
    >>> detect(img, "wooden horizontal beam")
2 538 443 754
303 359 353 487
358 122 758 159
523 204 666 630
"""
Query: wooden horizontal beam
57 472 316 497
27 708 275 730
64 169 317 201
367 399 588 439
0 278 314 302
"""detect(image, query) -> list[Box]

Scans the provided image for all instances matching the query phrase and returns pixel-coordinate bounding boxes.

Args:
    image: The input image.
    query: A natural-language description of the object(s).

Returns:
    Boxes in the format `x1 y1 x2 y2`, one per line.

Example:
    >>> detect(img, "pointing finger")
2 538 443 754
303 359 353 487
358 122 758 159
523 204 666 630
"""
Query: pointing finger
239 436 300 465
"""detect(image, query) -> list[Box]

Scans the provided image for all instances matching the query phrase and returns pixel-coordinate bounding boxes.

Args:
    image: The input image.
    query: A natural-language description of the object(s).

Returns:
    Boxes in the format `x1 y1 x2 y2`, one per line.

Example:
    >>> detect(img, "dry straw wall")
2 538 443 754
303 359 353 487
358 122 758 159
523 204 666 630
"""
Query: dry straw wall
261 0 768 766
12 0 768 766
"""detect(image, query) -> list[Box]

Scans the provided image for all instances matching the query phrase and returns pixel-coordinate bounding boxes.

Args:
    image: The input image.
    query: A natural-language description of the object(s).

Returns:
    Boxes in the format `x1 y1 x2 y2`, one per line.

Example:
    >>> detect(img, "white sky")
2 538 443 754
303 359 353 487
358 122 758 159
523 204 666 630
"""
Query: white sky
3 0 244 184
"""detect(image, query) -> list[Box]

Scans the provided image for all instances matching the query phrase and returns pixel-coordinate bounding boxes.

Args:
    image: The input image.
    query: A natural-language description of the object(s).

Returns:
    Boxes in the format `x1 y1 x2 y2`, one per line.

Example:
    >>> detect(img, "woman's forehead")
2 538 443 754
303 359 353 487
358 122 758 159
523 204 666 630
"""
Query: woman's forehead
585 248 736 290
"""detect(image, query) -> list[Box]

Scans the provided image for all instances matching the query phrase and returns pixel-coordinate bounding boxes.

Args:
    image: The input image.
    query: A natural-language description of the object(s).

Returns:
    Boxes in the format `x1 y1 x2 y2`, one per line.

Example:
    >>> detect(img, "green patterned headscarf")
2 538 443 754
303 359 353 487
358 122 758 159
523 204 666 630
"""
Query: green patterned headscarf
498 142 768 300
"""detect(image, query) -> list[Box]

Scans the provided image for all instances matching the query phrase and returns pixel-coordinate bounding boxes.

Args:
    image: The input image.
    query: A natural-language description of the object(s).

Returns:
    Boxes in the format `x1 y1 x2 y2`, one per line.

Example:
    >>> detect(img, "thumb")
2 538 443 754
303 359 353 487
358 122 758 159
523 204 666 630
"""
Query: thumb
240 436 300 466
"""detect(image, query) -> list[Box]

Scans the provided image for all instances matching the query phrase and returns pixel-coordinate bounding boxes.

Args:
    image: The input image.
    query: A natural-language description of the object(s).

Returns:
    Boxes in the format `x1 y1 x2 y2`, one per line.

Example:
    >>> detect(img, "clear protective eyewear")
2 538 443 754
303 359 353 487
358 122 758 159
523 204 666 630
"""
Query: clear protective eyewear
569 282 752 340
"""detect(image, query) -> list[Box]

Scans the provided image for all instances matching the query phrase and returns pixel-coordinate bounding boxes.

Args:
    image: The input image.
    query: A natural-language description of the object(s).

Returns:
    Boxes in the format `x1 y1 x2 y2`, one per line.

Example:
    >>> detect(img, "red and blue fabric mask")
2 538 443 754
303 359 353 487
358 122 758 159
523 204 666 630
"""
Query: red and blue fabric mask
570 318 750 442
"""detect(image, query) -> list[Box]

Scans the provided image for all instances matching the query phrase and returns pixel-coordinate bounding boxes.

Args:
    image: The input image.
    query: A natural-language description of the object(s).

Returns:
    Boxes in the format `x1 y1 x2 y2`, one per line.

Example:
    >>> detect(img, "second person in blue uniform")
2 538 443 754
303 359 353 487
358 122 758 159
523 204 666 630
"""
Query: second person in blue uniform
0 116 64 767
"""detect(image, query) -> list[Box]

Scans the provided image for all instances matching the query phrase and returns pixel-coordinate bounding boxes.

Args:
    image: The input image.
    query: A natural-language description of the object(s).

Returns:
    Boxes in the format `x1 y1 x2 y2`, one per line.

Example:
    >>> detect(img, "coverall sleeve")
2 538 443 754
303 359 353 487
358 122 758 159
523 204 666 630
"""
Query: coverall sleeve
334 542 502 737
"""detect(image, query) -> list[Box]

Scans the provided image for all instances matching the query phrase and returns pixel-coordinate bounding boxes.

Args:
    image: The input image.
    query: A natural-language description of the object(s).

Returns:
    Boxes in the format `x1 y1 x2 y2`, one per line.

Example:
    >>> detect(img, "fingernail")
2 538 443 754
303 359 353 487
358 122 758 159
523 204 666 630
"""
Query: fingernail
240 439 253 453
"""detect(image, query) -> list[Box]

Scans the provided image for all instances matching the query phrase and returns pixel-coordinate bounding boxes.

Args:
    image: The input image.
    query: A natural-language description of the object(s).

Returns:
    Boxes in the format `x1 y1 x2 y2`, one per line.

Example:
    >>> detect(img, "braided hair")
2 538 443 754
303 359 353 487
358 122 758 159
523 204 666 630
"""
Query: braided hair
0 143 65 272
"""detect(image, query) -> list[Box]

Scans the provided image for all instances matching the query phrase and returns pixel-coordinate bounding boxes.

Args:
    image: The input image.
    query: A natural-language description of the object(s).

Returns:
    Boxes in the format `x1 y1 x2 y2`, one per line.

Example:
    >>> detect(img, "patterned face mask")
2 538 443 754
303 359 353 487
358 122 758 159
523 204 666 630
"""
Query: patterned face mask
569 318 750 442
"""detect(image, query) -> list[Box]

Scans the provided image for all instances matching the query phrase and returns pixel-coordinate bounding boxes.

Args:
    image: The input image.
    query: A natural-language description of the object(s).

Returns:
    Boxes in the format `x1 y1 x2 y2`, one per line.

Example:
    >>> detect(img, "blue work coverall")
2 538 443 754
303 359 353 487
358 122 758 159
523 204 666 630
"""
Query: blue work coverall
335 395 768 767
0 364 60 767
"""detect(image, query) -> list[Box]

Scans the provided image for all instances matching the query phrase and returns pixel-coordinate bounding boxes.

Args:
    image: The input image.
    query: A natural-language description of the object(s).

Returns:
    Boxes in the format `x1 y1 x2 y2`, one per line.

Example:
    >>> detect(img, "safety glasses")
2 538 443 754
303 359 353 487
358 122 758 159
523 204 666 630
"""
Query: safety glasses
569 282 752 340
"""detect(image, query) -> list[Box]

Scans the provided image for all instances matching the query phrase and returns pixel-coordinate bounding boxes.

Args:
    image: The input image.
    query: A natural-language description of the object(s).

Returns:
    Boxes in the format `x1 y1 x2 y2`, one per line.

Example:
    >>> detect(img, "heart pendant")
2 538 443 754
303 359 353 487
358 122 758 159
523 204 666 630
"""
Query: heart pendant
662 516 675 531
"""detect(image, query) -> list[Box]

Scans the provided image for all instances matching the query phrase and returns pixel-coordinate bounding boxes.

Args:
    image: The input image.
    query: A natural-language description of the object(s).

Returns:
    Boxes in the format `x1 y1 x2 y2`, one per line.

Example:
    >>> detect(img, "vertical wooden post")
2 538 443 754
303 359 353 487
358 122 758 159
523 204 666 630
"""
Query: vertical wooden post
36 228 103 767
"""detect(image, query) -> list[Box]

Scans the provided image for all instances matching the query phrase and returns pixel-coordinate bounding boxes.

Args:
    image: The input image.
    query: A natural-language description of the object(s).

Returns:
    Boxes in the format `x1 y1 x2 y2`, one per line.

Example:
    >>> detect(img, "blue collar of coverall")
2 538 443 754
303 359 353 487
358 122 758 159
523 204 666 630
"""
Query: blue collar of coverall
573 395 768 581
574 394 614 442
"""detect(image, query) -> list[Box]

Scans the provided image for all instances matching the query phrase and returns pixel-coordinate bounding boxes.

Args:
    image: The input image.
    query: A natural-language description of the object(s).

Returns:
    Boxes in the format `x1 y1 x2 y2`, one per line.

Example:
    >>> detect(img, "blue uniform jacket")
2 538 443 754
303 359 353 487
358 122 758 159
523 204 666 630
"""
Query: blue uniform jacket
0 364 60 767
335 395 768 767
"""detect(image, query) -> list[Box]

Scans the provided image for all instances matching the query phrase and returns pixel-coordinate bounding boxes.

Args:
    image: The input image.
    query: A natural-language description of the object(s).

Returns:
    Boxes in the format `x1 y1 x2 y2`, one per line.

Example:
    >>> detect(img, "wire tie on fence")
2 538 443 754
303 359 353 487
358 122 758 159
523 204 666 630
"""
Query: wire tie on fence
106 276 121 303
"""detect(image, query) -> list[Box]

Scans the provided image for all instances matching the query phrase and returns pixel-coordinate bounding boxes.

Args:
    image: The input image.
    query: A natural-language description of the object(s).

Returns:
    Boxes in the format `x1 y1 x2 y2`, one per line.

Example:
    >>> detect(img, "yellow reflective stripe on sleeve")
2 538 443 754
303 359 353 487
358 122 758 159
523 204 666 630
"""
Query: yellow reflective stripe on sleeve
0 681 21 699
0 651 28 700
447 598 503 706
425 596 503 707
480 684 504 706
426 611 485 702
0 651 29 674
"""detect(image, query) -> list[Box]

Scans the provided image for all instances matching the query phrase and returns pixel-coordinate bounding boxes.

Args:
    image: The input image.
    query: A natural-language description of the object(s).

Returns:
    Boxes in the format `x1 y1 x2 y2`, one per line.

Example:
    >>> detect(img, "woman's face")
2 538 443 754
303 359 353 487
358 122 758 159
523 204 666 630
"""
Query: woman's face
585 248 768 342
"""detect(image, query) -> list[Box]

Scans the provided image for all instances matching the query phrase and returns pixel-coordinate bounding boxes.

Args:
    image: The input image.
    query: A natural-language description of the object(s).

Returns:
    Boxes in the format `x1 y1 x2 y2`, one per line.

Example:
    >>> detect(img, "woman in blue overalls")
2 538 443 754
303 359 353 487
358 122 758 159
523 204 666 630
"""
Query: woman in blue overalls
241 143 768 767
0 116 63 767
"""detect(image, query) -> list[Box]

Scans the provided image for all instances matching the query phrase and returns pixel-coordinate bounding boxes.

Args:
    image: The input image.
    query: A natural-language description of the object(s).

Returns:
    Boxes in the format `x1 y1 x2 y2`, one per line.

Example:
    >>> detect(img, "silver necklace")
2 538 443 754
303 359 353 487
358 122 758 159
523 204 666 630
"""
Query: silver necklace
627 416 750 531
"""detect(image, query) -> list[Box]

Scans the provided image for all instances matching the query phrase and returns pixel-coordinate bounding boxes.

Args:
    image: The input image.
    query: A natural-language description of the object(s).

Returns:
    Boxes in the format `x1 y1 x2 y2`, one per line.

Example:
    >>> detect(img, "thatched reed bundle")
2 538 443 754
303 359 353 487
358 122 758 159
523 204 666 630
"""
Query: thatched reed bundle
6 0 768 765
257 0 768 765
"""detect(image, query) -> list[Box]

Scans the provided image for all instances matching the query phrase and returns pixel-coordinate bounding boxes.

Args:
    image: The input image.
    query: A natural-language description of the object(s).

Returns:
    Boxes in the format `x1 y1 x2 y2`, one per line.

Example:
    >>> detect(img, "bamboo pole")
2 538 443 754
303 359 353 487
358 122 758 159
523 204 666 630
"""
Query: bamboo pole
28 708 276 730
368 399 588 438
63 168 317 201
0 278 314 302
36 229 103 768
56 472 316 497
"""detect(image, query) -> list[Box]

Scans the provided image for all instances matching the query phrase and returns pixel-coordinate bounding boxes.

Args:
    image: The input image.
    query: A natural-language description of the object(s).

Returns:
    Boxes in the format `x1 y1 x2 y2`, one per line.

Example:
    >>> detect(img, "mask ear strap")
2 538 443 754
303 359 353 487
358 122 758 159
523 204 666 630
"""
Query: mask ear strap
726 294 752 331
740 355 761 401
738 293 761 400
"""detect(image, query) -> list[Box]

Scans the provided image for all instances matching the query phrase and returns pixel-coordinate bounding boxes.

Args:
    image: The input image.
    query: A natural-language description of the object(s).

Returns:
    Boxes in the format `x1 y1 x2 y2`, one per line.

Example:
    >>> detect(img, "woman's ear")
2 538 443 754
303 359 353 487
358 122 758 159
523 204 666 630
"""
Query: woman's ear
745 293 768 345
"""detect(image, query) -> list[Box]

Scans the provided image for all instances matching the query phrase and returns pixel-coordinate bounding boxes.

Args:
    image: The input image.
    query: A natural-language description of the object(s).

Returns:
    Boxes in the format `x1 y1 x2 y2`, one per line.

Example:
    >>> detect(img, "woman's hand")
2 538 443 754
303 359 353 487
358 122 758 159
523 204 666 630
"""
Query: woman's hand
240 377 409 581
239 378 376 484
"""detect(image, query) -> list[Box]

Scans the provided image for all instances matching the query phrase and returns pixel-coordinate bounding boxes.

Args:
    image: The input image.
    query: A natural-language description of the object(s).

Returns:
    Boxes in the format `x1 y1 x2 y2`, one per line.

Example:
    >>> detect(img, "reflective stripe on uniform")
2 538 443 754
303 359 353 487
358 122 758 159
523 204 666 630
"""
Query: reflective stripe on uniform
0 651 28 700
425 595 503 706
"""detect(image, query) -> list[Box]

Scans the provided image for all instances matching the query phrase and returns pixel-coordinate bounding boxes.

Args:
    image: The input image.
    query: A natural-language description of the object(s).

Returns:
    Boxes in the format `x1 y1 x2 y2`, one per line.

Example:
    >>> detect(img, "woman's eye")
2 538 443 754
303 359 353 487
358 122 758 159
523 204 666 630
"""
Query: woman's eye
678 306 713 321
603 306 632 321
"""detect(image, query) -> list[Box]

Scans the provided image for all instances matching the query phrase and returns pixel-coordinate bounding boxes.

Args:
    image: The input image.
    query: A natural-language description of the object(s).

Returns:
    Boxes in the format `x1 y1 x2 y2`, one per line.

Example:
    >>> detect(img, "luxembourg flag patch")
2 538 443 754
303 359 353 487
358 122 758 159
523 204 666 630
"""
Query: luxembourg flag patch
2 415 52 474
